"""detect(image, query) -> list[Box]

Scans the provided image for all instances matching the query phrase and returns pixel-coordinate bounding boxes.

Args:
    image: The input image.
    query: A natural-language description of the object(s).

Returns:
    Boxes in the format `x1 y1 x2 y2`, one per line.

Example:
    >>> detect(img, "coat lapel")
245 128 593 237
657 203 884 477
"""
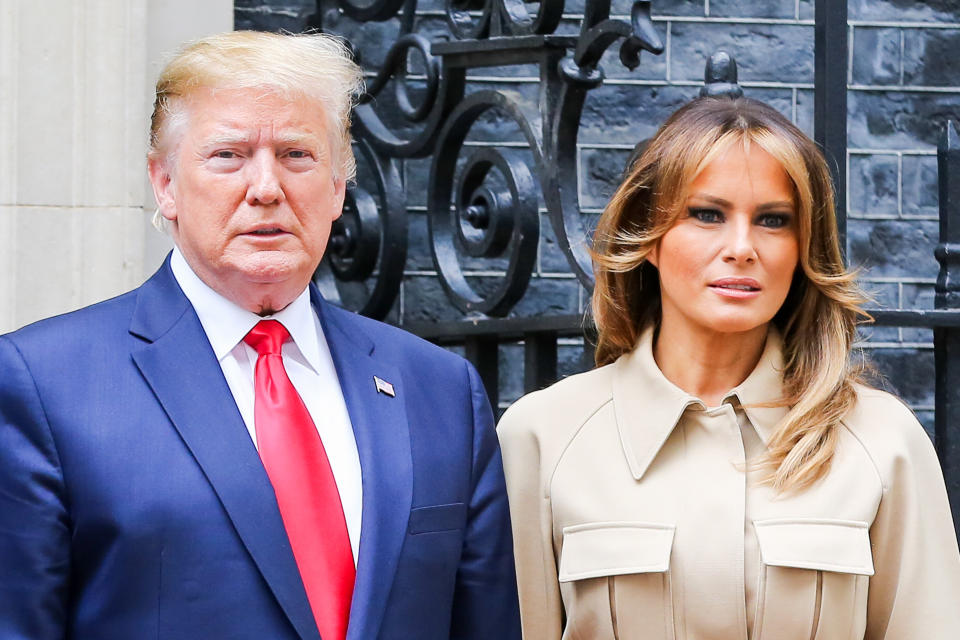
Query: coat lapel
129 261 321 640
313 289 413 640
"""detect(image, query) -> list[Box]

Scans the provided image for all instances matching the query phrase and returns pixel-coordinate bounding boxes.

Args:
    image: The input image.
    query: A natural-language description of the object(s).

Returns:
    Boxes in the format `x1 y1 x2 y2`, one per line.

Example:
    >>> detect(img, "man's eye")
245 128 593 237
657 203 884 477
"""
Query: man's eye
285 150 311 159
757 213 792 228
688 207 723 223
213 150 238 159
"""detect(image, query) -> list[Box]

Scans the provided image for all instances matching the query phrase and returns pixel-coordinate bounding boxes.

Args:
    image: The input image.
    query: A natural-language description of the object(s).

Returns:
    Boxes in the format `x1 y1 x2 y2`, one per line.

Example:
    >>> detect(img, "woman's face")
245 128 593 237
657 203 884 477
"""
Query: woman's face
648 142 800 339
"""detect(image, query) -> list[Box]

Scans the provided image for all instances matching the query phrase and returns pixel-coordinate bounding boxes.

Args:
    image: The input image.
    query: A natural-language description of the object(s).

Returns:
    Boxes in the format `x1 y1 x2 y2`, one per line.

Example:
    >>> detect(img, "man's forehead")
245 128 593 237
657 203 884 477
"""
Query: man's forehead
186 86 324 124
186 94 328 147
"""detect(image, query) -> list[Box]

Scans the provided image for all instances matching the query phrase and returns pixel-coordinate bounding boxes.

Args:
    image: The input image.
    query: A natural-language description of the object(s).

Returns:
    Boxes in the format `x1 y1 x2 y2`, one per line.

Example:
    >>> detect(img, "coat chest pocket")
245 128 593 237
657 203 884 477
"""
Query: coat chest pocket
408 502 466 534
753 519 874 640
559 522 676 640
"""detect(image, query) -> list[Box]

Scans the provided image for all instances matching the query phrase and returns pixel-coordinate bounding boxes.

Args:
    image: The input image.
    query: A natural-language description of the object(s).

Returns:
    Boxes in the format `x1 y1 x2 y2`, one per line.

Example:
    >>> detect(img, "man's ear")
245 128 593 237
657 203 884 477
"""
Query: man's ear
331 177 346 221
148 155 177 221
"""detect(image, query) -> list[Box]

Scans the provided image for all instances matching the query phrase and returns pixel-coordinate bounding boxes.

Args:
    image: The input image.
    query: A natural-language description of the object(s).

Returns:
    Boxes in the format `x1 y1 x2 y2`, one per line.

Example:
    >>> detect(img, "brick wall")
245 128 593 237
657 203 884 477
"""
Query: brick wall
237 0 960 425
844 1 960 430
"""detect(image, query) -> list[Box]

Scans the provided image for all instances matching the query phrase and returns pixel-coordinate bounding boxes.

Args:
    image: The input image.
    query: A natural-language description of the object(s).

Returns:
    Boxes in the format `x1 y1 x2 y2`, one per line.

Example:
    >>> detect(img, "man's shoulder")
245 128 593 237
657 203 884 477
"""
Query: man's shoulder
2 288 141 357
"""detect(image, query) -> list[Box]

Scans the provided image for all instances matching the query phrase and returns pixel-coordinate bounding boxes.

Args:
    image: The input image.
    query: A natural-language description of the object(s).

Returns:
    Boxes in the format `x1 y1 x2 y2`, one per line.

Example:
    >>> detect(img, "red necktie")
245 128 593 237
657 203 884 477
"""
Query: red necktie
244 320 355 640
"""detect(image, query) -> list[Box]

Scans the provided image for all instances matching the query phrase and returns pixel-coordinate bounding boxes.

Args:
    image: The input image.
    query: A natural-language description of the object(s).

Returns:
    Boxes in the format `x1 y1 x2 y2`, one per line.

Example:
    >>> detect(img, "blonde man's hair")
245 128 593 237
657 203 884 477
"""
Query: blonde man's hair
148 30 364 227
591 96 871 493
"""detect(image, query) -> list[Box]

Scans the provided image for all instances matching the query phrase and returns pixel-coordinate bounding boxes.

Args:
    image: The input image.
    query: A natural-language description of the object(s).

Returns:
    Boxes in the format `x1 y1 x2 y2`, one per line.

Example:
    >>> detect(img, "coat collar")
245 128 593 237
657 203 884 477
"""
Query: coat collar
612 326 790 481
130 257 322 640
311 288 413 640
129 257 413 640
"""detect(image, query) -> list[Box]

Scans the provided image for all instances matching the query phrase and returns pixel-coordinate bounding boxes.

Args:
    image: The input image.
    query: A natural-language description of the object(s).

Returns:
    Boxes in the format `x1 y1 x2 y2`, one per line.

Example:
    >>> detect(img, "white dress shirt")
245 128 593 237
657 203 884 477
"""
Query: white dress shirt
170 248 362 563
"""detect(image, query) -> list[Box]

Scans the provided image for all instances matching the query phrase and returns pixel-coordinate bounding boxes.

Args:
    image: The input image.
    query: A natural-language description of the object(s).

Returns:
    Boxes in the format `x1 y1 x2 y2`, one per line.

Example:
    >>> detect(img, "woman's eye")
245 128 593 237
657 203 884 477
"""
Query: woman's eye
757 213 792 228
689 208 723 224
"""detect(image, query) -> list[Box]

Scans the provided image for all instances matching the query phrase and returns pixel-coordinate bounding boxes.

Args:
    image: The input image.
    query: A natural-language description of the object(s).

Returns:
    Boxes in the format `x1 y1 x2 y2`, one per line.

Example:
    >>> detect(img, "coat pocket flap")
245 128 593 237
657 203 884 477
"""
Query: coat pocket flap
558 522 675 583
408 502 467 534
754 518 875 576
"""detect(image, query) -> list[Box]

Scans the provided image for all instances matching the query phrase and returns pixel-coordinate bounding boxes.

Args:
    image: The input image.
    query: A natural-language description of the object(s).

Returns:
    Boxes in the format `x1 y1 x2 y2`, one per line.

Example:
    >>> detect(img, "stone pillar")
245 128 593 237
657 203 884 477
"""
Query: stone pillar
0 0 232 333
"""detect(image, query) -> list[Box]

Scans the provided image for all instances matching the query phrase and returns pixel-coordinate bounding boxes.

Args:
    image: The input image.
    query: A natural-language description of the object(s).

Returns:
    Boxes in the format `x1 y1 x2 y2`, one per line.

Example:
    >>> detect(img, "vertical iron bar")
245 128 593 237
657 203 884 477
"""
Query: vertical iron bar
814 0 848 253
935 121 960 538
465 336 500 413
524 332 558 393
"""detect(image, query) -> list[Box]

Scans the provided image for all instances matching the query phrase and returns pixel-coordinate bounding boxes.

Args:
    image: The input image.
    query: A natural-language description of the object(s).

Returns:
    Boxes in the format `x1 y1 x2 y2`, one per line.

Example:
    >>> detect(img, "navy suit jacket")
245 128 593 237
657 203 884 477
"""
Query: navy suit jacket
0 258 521 640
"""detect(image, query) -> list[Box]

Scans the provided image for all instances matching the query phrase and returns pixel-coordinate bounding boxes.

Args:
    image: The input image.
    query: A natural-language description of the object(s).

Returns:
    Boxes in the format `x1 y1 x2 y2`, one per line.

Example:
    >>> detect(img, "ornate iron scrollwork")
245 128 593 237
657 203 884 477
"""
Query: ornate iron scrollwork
446 0 563 39
337 0 408 23
313 137 407 318
428 91 541 316
548 1 663 286
316 0 667 319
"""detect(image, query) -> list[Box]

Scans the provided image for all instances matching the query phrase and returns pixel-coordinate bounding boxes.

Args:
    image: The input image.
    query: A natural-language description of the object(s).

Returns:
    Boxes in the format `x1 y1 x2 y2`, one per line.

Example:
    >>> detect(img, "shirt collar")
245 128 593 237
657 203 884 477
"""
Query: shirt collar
169 247 322 372
612 325 789 480
726 329 790 446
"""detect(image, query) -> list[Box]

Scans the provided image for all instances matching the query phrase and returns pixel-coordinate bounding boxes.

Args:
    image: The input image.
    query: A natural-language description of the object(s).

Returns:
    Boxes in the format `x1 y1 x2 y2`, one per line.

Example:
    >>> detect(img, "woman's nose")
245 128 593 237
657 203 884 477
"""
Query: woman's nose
722 217 757 263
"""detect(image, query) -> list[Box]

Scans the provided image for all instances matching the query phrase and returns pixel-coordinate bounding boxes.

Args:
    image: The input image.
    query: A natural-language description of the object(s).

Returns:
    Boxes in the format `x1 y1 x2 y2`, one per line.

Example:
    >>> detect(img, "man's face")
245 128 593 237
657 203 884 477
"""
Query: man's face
149 87 345 314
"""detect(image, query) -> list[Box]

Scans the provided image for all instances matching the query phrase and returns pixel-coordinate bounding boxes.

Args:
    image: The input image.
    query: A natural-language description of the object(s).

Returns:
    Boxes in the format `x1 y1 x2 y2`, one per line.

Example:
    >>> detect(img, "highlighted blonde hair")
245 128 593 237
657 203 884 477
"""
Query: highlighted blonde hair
148 31 364 224
592 96 870 493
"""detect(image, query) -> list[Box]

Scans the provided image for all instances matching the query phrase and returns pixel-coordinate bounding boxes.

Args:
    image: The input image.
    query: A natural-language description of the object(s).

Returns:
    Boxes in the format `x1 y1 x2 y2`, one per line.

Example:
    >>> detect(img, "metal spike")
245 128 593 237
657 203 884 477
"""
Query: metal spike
699 50 743 98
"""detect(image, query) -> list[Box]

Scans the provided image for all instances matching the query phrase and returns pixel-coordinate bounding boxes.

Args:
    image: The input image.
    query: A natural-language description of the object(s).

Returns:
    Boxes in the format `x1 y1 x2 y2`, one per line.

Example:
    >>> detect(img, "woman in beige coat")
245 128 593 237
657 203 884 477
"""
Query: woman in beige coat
497 96 960 639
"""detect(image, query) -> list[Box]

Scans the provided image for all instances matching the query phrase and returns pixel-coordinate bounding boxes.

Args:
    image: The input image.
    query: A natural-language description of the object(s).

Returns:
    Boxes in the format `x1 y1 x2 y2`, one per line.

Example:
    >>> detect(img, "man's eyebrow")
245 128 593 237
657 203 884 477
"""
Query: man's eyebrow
199 131 323 147
275 132 322 146
201 131 253 146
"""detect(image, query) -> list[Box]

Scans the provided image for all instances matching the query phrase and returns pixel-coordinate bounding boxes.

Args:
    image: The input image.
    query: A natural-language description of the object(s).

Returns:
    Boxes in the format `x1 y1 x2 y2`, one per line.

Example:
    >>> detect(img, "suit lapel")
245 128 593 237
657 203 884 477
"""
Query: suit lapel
129 261 321 640
313 290 413 640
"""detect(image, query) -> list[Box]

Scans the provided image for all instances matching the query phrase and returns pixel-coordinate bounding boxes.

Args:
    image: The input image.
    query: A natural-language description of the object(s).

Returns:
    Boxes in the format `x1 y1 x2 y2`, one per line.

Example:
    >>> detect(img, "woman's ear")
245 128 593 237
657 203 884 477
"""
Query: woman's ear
646 244 659 269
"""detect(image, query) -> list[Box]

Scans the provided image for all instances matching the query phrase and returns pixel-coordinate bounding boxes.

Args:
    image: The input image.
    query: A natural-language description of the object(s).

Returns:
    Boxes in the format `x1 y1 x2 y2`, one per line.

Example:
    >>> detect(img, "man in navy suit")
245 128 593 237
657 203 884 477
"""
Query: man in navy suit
0 31 520 640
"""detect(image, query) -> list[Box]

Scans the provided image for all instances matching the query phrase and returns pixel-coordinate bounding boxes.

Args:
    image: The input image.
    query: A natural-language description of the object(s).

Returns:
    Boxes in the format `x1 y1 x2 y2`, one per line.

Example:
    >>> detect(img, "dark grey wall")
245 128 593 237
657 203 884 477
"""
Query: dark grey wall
236 0 960 426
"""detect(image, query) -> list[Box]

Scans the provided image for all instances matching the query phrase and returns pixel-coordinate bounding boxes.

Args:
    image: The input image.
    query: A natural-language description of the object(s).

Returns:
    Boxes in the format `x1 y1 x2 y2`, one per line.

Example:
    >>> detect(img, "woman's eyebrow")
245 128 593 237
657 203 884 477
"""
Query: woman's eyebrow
688 193 795 211
688 193 731 207
756 201 795 211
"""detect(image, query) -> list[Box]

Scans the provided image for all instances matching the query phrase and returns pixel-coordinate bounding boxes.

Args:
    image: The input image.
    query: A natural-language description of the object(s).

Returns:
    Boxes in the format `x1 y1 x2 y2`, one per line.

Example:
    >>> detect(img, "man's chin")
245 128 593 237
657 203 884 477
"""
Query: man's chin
216 257 317 313
232 253 309 285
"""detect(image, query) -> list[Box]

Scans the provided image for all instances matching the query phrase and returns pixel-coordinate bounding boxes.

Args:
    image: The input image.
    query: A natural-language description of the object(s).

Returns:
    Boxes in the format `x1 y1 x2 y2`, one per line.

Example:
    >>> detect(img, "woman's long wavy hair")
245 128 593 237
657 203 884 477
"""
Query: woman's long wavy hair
592 96 870 493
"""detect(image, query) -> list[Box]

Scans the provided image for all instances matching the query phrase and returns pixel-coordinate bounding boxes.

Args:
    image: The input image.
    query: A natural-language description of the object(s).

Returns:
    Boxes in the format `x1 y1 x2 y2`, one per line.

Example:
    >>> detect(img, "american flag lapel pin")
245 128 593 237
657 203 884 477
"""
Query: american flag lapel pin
374 376 396 397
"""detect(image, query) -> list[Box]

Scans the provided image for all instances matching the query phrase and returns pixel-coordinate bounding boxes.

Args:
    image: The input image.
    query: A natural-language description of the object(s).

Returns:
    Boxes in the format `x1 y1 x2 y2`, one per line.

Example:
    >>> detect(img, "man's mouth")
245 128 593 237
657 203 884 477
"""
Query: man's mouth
247 228 285 235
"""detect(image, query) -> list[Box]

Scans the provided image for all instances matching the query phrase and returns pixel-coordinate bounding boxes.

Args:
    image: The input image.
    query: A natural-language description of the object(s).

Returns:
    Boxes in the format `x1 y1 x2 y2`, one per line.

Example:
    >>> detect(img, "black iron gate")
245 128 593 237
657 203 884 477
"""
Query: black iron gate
312 0 960 537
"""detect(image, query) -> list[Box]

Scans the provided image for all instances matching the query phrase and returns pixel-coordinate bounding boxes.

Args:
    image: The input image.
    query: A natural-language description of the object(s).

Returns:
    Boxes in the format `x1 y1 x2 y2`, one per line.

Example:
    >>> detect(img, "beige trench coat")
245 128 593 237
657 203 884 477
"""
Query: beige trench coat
497 329 960 639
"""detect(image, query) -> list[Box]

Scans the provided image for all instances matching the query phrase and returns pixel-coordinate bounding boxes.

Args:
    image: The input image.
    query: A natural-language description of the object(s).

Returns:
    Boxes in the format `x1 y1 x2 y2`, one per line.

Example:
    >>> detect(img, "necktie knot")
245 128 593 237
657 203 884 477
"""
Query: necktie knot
244 320 290 356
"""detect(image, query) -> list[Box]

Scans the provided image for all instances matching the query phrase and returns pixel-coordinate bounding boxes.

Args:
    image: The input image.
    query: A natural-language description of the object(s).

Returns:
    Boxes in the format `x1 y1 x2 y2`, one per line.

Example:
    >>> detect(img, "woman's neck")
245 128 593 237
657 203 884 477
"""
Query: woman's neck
652 321 769 408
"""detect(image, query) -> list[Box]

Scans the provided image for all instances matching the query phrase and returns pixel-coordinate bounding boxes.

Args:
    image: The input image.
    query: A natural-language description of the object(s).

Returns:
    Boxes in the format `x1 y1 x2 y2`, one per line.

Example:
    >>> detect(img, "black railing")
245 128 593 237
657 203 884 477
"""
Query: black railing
934 122 960 532
315 1 960 537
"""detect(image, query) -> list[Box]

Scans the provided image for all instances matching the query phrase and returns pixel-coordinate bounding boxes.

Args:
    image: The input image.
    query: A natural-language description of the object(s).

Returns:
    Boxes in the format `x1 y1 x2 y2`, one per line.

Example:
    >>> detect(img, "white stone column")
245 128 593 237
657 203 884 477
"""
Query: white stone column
0 0 232 333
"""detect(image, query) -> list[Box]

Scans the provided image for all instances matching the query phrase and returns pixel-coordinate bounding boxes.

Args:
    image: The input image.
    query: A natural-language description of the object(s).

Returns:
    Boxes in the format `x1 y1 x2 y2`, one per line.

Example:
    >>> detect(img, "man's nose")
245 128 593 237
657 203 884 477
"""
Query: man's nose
245 150 285 205
722 216 757 263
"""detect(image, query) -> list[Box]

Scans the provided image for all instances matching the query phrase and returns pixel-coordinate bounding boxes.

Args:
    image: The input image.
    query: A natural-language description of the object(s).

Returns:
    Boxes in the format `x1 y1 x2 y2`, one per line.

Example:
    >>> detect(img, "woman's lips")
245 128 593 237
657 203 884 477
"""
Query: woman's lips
708 278 761 298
